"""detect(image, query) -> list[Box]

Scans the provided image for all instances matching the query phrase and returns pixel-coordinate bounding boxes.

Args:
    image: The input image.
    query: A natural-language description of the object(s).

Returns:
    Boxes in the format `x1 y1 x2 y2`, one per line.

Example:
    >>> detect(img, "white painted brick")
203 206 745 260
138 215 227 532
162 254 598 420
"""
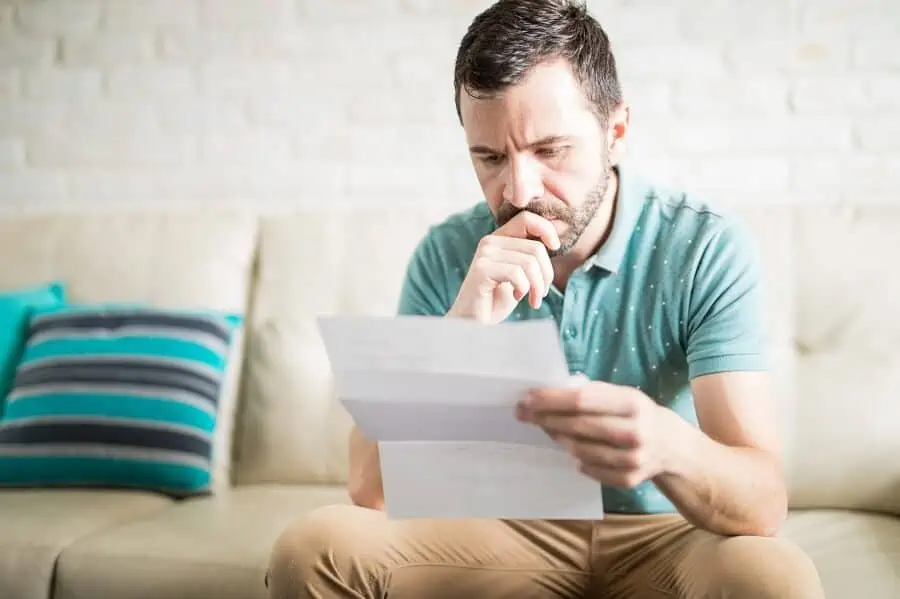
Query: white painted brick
345 90 452 125
400 0 491 16
594 5 683 43
726 39 849 73
61 33 155 66
0 36 55 68
671 76 788 115
0 0 895 213
199 0 295 27
0 101 65 135
393 52 457 93
855 120 900 151
793 155 900 193
68 171 160 202
65 99 158 134
154 164 344 200
641 117 853 154
15 1 100 35
790 76 869 113
303 19 461 56
798 0 897 38
157 99 249 134
105 66 195 97
296 124 466 165
870 77 900 112
0 137 23 168
853 40 900 70
197 62 293 97
343 163 455 196
28 130 194 167
22 68 102 99
199 132 293 166
680 0 791 42
159 31 297 61
298 0 400 19
103 0 199 29
620 81 672 117
615 44 725 77
677 157 791 194
245 90 348 134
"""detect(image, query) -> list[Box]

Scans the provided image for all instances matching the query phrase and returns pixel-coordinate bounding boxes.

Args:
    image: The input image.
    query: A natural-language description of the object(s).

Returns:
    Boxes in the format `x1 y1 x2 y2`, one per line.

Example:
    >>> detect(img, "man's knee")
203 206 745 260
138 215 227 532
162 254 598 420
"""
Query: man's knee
266 504 386 595
708 536 824 599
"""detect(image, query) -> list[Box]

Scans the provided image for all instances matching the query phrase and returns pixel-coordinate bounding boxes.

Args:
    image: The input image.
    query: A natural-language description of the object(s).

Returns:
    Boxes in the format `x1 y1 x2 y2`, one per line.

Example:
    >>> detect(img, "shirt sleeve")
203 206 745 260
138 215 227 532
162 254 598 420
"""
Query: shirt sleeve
396 229 453 317
684 219 769 379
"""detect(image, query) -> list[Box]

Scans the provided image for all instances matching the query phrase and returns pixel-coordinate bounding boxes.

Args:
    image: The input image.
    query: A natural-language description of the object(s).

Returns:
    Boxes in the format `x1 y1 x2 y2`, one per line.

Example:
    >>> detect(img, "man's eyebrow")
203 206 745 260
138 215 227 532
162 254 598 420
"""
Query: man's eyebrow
468 135 573 155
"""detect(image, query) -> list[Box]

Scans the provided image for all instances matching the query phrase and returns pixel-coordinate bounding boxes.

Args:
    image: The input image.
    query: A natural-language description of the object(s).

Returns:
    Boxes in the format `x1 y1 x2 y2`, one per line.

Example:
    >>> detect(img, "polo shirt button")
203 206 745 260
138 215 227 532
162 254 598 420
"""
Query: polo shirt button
563 326 577 340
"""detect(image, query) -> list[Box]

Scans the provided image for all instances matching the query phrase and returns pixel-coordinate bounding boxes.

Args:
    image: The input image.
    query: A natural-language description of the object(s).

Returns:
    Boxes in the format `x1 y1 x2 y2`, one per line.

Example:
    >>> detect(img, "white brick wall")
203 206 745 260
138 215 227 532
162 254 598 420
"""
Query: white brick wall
0 0 897 213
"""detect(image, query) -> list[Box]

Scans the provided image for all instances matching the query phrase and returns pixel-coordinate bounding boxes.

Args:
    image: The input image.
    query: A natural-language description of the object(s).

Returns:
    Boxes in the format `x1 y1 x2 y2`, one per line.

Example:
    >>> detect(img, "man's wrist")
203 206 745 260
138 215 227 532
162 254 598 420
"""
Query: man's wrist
654 404 704 480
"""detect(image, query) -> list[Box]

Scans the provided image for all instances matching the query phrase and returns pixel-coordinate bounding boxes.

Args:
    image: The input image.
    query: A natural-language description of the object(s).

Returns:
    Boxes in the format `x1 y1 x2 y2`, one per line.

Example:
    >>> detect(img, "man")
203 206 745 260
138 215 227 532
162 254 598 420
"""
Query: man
266 1 826 597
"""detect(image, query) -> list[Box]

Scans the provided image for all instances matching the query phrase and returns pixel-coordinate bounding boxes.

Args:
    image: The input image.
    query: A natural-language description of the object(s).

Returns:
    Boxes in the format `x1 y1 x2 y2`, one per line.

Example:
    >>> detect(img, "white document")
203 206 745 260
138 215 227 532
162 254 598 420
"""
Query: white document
317 315 605 519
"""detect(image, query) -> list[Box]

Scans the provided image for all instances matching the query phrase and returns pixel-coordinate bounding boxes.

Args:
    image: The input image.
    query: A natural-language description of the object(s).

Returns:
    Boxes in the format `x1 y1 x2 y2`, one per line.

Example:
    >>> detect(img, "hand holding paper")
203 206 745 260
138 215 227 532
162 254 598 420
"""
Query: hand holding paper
317 315 606 520
518 379 674 490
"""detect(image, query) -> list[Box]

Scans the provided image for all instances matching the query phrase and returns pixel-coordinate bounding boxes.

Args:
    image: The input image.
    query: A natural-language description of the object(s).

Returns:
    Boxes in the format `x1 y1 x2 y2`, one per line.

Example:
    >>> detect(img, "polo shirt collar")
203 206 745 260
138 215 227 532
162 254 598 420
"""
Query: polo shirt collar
586 163 646 274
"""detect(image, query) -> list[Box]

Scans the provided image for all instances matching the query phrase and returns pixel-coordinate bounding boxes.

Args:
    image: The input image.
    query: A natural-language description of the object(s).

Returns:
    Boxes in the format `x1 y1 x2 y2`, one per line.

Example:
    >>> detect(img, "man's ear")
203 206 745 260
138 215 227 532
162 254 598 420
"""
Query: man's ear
607 102 630 165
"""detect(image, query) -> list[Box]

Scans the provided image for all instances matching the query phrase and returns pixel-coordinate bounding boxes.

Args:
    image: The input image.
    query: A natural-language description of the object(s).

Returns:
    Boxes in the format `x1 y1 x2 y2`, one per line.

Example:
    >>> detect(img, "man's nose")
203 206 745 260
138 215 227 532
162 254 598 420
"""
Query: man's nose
502 157 544 208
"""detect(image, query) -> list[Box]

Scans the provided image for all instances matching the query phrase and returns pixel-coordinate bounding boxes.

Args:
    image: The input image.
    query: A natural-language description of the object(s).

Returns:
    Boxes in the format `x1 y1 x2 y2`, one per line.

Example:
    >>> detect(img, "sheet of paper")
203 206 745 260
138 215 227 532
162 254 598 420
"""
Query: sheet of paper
317 315 604 519
379 441 605 519
317 315 572 393
318 315 573 447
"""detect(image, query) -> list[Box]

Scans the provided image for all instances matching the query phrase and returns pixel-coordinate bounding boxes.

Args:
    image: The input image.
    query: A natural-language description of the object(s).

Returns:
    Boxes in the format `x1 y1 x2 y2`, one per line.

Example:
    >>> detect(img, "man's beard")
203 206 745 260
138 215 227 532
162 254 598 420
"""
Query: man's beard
495 164 613 258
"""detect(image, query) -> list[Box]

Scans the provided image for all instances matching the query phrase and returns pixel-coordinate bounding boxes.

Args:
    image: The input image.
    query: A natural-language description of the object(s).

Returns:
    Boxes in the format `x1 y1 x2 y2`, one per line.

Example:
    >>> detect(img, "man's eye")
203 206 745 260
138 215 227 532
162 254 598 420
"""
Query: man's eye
481 154 504 165
537 146 564 158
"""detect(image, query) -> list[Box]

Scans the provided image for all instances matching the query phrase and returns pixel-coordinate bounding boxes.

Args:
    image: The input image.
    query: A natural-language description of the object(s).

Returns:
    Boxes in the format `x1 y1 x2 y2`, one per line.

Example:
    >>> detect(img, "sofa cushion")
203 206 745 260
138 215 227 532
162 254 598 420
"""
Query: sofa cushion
0 489 172 599
789 206 900 515
0 304 242 497
0 282 66 411
233 208 450 485
0 212 258 491
781 509 900 599
52 485 350 599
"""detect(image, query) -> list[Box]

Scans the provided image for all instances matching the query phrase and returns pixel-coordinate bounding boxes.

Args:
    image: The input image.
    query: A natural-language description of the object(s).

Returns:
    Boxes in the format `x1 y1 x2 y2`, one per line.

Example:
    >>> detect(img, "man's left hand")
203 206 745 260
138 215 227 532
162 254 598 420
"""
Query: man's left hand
516 380 679 488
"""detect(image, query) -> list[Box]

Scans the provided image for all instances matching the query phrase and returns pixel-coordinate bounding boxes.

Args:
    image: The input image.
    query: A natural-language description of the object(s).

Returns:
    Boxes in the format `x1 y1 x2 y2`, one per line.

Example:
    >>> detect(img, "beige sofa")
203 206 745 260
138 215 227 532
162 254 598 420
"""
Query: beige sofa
0 203 898 599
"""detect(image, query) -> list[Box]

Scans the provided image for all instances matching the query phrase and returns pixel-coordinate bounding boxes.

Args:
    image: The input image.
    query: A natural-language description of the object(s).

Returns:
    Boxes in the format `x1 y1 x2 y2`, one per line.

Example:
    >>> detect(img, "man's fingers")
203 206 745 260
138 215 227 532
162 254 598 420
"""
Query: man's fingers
472 258 532 303
523 383 637 417
496 211 561 252
482 248 549 308
481 237 553 292
536 415 639 448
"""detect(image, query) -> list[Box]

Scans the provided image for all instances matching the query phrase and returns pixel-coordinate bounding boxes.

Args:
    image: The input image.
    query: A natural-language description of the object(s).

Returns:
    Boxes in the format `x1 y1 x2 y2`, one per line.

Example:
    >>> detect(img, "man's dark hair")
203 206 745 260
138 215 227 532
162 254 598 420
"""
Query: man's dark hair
453 0 622 126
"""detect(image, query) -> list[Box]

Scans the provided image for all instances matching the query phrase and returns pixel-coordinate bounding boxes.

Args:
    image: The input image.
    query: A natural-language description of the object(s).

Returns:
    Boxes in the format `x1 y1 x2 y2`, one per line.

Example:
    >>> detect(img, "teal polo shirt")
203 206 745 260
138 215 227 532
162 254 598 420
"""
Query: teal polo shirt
396 163 769 515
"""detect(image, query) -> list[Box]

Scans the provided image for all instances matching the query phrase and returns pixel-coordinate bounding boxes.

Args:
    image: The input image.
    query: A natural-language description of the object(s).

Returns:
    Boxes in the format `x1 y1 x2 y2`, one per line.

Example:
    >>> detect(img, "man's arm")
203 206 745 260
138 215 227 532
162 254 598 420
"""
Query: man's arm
346 230 451 510
653 217 786 536
347 425 384 510
652 370 787 537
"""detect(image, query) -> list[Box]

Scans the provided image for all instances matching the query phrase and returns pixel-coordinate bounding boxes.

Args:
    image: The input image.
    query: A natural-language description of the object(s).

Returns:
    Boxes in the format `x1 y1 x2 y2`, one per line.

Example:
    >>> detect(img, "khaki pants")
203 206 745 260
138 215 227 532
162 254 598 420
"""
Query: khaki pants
265 504 825 599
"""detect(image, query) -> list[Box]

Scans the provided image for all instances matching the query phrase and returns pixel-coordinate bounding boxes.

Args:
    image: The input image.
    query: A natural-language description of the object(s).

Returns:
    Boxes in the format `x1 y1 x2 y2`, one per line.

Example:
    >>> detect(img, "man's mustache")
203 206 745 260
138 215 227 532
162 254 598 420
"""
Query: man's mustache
497 201 571 225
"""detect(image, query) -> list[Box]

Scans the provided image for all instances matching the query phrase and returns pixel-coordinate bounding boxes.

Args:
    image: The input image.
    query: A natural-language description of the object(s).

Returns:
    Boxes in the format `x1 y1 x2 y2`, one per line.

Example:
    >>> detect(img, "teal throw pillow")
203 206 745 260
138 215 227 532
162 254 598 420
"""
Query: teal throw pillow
0 303 242 497
0 282 66 409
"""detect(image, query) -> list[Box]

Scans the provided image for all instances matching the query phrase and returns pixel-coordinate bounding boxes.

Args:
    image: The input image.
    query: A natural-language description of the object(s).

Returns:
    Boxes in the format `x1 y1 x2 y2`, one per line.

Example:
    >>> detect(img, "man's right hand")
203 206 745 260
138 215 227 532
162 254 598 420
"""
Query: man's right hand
448 211 561 324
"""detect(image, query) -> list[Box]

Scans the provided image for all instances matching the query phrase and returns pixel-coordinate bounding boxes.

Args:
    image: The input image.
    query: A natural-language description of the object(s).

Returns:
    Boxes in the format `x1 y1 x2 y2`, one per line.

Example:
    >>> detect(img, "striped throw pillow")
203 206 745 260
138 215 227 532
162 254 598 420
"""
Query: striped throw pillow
0 304 241 497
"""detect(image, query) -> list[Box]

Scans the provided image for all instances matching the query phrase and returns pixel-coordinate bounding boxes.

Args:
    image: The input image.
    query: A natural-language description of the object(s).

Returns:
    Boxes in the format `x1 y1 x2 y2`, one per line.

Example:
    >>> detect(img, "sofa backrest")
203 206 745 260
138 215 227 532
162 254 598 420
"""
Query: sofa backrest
0 203 897 517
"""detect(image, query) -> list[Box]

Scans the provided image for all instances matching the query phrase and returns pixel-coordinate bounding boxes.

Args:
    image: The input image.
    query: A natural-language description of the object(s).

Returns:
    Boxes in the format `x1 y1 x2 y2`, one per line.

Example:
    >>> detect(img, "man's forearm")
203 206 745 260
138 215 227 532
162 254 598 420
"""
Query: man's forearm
347 425 385 510
653 411 788 537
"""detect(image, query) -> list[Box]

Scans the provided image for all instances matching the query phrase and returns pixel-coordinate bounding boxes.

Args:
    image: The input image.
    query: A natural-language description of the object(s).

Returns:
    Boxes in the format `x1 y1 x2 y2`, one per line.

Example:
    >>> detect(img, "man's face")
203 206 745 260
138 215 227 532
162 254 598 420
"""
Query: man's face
459 58 614 256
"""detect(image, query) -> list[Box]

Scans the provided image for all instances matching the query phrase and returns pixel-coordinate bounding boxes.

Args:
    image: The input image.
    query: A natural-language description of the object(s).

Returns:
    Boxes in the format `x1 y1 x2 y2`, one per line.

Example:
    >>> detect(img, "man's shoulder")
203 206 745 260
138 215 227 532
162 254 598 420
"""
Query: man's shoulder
637 173 754 255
